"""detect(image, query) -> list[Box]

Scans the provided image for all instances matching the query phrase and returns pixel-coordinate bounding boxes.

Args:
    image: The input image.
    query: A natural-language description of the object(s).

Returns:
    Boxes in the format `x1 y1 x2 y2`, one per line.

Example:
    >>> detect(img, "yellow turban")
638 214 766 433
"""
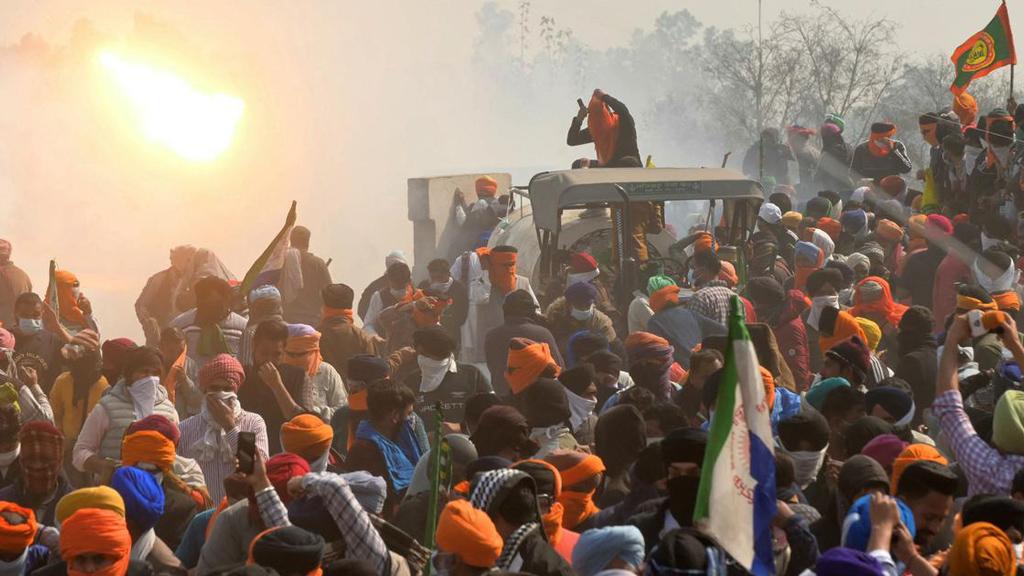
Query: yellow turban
56 487 126 524
855 317 882 351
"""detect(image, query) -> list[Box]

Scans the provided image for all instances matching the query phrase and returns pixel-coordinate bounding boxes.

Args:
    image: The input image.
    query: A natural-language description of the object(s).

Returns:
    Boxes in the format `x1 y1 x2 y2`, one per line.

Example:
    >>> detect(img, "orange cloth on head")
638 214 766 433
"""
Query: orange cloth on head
281 414 334 462
587 94 620 166
550 453 605 530
868 126 897 157
348 389 367 412
51 270 87 327
487 251 518 295
849 276 908 327
557 454 606 488
0 502 37 554
649 285 681 313
436 500 502 569
992 291 1021 313
121 430 176 472
782 212 803 230
760 367 776 412
693 232 717 253
875 220 904 243
283 333 323 377
718 261 739 287
516 459 566 546
890 444 948 494
957 295 999 312
56 487 125 524
953 92 979 127
817 218 842 242
505 339 560 394
412 295 450 328
819 311 868 353
61 508 132 576
947 521 1015 576
476 176 498 198
321 307 353 323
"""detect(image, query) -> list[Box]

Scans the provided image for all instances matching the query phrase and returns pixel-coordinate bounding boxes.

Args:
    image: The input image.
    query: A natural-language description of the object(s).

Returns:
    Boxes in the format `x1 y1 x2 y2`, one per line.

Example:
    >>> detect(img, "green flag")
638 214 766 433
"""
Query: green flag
950 2 1016 95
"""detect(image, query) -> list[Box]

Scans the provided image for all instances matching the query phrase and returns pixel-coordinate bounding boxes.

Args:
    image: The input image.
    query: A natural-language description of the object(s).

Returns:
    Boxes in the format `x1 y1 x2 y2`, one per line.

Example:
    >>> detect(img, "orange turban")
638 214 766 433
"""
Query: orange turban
545 451 604 530
948 521 1015 576
281 414 334 462
283 331 323 377
875 219 903 242
953 92 979 127
850 276 908 327
587 93 620 167
649 285 681 313
551 453 606 488
891 444 948 494
505 338 560 395
957 295 999 312
693 232 717 253
121 430 176 472
50 270 87 327
718 261 739 287
817 217 842 242
487 250 518 295
436 500 502 569
61 509 132 576
0 502 37 554
475 176 498 198
819 310 868 353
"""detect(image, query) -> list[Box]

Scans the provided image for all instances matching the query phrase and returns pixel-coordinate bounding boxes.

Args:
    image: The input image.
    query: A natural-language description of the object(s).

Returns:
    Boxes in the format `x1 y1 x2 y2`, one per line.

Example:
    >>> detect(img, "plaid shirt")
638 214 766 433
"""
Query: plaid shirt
932 389 1024 496
688 282 735 325
254 473 389 574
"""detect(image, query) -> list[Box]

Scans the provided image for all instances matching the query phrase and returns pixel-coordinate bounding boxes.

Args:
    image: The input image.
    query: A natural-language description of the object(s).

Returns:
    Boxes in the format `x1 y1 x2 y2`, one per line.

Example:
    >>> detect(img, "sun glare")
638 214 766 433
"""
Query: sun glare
98 50 245 162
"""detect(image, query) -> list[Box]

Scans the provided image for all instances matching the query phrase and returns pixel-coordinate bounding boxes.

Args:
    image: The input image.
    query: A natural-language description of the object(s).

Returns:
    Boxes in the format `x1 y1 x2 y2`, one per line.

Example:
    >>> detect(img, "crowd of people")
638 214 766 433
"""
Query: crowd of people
0 87 1023 576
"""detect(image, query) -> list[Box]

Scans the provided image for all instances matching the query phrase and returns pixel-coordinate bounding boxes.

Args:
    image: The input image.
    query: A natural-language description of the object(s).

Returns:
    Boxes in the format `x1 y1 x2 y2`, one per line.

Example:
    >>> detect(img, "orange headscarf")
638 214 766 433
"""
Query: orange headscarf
693 232 718 253
819 310 868 353
0 502 37 554
321 307 353 323
505 338 560 395
487 250 518 295
953 92 979 127
436 500 502 569
849 276 908 327
947 521 1015 576
61 508 132 576
817 218 842 242
281 414 333 462
121 430 176 472
50 270 87 327
992 291 1022 313
587 93 620 166
875 219 904 243
890 444 948 494
956 295 999 312
284 332 323 376
547 452 605 530
649 285 681 313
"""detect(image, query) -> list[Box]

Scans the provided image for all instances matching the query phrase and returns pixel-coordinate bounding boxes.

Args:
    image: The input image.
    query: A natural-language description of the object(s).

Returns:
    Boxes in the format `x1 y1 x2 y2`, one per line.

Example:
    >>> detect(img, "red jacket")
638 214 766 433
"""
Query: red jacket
772 290 811 391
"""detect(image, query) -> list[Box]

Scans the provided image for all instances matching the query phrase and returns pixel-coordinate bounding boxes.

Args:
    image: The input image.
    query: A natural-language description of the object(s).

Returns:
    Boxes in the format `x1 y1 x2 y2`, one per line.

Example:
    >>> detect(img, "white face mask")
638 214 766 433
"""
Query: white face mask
1015 542 1023 561
565 388 598 432
17 318 42 335
788 447 827 488
807 295 839 331
417 355 454 393
0 445 19 468
128 375 160 419
965 145 983 174
429 278 454 294
570 305 594 321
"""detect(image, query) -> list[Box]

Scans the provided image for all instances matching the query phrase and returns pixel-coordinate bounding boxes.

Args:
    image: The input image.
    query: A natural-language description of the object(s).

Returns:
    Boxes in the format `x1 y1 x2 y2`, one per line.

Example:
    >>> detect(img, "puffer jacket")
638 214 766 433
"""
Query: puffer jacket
772 290 811 391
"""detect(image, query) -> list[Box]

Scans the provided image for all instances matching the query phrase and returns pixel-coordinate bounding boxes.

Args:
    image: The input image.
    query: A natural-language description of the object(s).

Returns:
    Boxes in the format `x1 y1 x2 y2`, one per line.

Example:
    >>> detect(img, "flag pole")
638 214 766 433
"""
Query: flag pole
1012 64 1016 99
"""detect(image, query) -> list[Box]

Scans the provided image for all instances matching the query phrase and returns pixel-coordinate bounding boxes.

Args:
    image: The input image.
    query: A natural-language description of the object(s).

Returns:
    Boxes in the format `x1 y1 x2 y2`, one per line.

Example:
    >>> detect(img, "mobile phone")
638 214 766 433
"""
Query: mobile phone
237 431 256 475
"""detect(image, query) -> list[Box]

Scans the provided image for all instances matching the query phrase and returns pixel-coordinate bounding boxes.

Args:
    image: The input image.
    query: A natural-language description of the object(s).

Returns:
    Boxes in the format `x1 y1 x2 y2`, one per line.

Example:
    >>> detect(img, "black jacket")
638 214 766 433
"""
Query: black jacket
357 274 388 320
32 560 153 576
507 529 575 576
893 333 939 416
401 362 492 425
567 94 640 166
850 140 913 180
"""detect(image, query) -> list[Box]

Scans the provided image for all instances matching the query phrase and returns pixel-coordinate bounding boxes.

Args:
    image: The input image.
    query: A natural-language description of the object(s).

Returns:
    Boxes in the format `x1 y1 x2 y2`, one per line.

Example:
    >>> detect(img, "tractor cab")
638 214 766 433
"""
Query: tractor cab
517 167 764 310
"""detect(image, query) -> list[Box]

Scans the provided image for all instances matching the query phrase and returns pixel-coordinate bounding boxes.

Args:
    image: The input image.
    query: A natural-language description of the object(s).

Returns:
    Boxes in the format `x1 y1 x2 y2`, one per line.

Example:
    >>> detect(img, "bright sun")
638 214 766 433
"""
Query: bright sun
98 50 245 162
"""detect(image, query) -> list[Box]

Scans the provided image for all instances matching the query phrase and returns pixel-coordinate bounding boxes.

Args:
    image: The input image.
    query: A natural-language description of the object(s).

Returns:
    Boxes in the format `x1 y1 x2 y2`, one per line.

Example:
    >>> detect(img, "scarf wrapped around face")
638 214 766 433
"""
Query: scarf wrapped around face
867 124 897 157
487 251 518 295
547 451 605 530
587 94 620 166
50 270 87 327
284 330 323 377
60 509 132 576
849 276 907 327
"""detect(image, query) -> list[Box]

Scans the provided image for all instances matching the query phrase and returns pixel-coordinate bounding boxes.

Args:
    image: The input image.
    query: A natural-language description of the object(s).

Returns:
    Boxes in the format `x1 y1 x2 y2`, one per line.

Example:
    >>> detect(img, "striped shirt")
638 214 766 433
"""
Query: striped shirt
177 410 268 503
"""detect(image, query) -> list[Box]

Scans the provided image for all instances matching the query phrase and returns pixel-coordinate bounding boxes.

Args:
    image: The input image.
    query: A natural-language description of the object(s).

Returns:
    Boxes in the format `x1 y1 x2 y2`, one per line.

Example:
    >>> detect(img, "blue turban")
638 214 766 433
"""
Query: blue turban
815 547 884 576
571 526 646 576
111 466 165 532
841 209 869 236
805 377 851 411
794 241 822 266
565 281 598 308
842 493 916 552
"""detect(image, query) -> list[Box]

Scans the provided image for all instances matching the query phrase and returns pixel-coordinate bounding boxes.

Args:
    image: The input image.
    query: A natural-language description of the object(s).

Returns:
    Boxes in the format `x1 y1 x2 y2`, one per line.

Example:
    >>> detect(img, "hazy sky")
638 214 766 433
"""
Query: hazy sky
0 0 1017 339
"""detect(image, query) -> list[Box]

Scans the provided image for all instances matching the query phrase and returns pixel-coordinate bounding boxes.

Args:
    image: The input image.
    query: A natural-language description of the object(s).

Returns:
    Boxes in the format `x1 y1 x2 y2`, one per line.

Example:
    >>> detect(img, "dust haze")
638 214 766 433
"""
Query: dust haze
0 0 1014 339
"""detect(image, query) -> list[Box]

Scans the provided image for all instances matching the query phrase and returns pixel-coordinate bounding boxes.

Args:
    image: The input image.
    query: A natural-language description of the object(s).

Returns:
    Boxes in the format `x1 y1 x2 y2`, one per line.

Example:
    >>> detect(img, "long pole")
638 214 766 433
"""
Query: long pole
1012 64 1016 100
757 0 764 182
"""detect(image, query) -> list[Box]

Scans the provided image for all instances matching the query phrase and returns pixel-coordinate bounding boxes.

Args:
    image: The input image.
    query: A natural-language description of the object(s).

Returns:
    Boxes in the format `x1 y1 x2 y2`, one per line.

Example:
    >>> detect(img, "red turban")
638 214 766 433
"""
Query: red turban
198 353 245 392
475 176 498 198
266 453 310 504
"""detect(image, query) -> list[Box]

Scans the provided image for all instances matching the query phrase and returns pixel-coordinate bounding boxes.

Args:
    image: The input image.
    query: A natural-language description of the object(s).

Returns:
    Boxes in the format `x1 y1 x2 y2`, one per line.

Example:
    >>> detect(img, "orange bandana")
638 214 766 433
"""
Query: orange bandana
488 251 518 295
0 502 36 555
587 94 620 166
321 307 353 324
505 339 560 395
558 490 599 531
284 333 323 377
121 430 176 472
992 291 1021 313
50 270 87 327
61 509 132 576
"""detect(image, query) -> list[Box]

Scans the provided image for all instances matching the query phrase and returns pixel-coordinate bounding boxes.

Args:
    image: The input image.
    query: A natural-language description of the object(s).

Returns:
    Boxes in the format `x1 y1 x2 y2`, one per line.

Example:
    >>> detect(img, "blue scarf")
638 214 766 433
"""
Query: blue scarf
355 419 422 492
